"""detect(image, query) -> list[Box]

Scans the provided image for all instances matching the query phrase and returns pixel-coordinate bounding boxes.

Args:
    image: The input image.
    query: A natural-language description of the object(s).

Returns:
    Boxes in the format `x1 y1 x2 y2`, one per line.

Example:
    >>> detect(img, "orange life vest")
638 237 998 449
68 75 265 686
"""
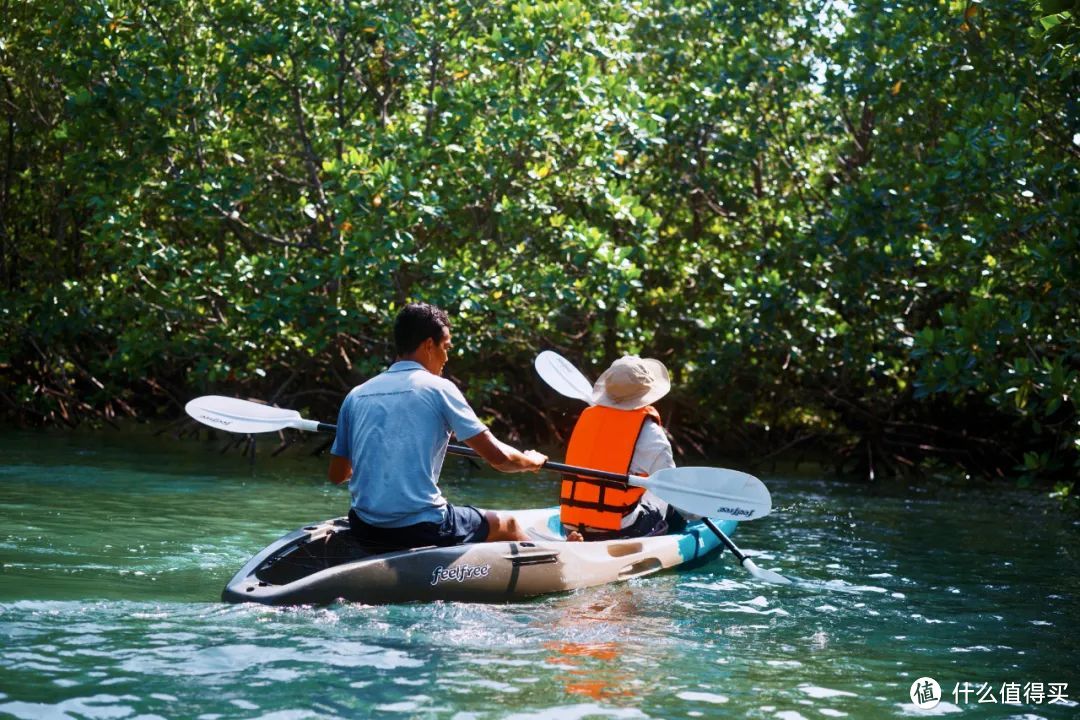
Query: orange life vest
559 405 661 531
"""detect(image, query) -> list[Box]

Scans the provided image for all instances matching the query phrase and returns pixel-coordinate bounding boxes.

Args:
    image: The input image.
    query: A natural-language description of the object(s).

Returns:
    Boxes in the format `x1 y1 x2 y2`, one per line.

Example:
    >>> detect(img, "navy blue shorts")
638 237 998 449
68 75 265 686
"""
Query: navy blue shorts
348 503 490 549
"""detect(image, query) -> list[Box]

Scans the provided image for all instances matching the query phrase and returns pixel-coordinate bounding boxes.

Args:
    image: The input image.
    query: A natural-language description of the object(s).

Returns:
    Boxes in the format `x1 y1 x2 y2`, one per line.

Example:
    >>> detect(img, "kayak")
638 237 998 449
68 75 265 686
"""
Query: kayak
222 507 737 605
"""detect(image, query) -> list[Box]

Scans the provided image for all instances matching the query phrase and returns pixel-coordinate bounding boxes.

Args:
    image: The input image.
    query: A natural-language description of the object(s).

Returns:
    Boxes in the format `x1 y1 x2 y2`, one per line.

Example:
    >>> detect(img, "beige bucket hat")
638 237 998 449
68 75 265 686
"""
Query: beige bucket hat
591 355 671 410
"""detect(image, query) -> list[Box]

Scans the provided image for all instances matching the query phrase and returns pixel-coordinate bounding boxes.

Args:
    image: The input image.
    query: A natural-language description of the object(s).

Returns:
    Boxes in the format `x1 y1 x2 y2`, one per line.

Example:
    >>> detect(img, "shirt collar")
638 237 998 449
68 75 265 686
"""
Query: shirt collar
388 360 425 373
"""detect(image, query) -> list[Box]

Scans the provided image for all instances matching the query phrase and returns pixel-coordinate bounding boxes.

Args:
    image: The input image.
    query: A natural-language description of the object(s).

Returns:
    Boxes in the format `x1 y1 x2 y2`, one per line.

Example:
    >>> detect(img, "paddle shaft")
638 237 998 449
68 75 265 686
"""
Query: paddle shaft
310 421 637 486
703 517 748 563
447 444 635 484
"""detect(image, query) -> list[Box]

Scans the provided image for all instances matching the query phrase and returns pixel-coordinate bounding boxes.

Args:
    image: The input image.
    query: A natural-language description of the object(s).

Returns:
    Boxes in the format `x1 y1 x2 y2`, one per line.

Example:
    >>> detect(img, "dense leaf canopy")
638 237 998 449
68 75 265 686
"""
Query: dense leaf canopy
2 0 1076 494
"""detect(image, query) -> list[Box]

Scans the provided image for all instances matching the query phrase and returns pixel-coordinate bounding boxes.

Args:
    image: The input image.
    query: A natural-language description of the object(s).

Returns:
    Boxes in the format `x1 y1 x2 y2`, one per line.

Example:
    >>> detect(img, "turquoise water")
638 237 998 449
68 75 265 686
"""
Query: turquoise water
1 428 1078 719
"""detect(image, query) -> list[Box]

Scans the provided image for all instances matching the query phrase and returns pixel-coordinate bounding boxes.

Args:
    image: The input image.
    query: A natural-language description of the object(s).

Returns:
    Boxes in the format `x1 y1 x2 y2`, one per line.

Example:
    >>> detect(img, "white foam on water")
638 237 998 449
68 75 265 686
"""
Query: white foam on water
375 697 432 713
0 693 140 720
789 578 890 595
677 691 729 704
797 684 857 699
896 701 963 715
100 677 135 686
119 640 425 676
683 579 749 592
909 614 947 625
455 678 519 693
502 703 649 719
819 710 848 717
257 668 300 682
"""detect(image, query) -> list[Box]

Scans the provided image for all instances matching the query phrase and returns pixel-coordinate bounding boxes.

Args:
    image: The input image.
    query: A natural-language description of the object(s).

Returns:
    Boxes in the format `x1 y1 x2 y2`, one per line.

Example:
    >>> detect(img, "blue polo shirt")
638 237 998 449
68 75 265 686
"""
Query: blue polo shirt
330 361 488 527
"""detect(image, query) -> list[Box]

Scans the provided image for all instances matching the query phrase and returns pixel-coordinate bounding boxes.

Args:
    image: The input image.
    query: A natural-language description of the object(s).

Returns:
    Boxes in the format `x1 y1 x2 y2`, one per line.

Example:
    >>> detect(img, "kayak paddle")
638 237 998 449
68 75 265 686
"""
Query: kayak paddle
184 395 772 524
185 395 336 435
534 350 594 404
530 352 793 585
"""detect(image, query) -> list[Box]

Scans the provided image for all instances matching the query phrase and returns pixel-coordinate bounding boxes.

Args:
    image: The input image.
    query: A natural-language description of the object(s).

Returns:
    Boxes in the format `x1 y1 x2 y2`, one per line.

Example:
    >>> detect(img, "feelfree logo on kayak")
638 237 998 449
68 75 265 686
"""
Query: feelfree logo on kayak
716 506 756 519
430 563 491 586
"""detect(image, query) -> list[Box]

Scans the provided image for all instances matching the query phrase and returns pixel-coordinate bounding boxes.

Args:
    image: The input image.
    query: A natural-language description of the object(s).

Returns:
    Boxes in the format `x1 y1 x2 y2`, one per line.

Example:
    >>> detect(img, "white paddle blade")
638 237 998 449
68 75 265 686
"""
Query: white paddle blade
184 395 302 434
534 350 594 404
635 467 772 521
741 558 793 585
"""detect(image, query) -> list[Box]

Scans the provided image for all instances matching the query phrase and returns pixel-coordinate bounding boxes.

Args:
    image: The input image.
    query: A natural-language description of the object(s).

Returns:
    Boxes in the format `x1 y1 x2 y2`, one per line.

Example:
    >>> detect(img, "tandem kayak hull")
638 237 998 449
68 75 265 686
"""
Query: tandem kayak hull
222 508 736 606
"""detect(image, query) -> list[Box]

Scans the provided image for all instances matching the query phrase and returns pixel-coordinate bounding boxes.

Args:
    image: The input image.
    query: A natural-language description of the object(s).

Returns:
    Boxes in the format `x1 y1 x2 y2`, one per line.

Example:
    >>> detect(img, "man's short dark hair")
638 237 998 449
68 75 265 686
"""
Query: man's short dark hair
394 302 450 355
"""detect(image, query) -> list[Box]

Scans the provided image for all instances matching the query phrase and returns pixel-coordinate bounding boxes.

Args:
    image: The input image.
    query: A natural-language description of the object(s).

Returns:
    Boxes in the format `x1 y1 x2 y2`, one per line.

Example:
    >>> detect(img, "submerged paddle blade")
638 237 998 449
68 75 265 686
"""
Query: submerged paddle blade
741 558 793 585
636 466 772 522
702 517 793 586
185 395 304 434
534 350 594 404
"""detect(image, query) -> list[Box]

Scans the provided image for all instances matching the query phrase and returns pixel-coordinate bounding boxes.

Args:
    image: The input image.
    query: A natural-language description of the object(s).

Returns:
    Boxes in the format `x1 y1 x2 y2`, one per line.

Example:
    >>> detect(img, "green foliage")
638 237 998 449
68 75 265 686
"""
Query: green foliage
1030 0 1079 68
1 0 1076 489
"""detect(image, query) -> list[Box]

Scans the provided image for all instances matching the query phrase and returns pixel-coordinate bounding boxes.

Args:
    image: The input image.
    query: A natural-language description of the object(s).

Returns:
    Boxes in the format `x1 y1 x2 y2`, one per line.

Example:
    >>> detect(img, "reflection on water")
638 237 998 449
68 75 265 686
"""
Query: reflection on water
541 590 645 703
0 429 1078 718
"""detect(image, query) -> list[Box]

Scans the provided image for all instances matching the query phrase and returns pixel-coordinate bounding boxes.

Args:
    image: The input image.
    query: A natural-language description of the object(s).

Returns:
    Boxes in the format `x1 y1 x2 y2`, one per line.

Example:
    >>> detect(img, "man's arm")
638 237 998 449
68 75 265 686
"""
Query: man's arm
328 454 352 485
328 393 354 485
464 430 547 472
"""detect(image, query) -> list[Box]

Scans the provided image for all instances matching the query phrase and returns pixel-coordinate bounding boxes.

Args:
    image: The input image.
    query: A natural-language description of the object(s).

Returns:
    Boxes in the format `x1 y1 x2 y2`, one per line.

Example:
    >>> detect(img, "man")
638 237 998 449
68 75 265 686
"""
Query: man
560 355 687 541
328 302 547 548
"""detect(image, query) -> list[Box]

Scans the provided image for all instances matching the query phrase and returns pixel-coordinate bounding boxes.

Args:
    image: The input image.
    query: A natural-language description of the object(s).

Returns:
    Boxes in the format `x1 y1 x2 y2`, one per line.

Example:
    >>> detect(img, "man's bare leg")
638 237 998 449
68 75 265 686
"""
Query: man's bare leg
484 511 529 541
484 511 585 542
